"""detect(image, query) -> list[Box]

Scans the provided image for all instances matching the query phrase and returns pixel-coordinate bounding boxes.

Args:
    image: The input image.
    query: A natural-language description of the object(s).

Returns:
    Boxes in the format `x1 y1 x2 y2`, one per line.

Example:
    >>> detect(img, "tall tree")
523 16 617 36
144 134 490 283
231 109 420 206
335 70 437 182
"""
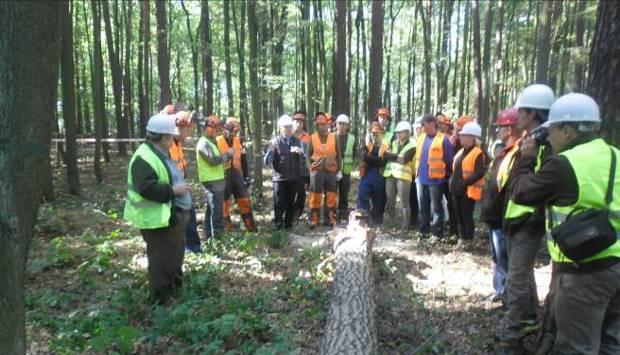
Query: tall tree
122 1 134 142
137 0 151 137
61 0 80 195
331 0 347 115
438 0 454 108
302 1 314 116
419 1 432 114
0 2 61 352
92 0 105 181
271 3 287 118
490 0 505 121
472 0 484 127
200 0 214 115
535 0 552 84
587 0 620 145
548 0 566 92
180 0 199 113
155 0 171 110
223 0 234 116
248 0 263 196
232 1 248 137
573 0 587 91
367 0 384 120
458 1 470 115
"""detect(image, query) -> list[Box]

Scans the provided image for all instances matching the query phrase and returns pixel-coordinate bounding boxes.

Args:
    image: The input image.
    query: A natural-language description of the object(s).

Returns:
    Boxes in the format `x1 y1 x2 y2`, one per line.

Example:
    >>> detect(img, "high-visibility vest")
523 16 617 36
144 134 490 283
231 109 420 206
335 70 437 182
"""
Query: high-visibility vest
216 135 243 172
342 134 355 175
360 142 388 177
496 140 521 192
196 136 225 182
297 131 310 145
310 132 338 172
546 138 620 263
169 139 187 174
416 132 447 179
454 146 485 201
384 129 395 145
124 143 172 229
384 138 416 181
504 145 544 221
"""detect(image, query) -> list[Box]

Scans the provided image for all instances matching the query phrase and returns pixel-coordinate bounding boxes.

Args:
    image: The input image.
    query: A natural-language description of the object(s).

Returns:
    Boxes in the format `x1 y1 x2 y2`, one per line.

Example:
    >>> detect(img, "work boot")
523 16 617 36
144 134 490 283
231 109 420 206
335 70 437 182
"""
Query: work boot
242 213 257 232
224 217 233 233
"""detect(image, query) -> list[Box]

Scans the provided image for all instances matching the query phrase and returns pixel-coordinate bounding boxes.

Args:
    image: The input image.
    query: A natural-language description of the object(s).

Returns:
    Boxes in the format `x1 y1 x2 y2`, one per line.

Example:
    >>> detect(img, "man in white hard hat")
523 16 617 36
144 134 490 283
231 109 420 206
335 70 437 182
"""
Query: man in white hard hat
507 93 620 353
264 115 305 229
383 121 417 230
124 113 192 304
335 114 357 224
499 84 555 352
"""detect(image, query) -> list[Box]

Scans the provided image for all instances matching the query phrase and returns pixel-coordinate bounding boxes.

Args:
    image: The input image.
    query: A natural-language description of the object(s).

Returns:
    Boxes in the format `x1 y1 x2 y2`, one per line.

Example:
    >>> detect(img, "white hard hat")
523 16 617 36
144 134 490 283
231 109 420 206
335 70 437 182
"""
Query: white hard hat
413 116 423 128
335 114 350 124
146 113 179 135
542 93 601 128
395 121 412 133
277 114 293 127
515 84 555 110
459 121 482 138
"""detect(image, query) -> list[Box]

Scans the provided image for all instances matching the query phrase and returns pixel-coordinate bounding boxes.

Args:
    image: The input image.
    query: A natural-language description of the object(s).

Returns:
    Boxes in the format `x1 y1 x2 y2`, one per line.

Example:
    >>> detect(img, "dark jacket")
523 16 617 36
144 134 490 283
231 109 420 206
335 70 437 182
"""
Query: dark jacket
264 135 304 181
449 145 486 197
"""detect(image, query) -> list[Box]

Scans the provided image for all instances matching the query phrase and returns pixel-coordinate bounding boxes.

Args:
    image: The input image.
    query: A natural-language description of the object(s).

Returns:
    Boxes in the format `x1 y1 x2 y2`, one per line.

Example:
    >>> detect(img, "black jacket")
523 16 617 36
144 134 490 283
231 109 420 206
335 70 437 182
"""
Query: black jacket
264 135 304 181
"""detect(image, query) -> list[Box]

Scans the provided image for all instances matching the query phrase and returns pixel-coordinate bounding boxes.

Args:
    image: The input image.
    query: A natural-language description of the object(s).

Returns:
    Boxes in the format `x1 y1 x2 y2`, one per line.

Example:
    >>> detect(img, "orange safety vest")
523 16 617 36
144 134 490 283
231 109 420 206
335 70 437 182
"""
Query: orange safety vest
496 139 521 192
297 131 310 145
360 142 388 177
169 140 187 174
216 135 243 172
454 146 485 201
310 132 338 172
416 132 447 179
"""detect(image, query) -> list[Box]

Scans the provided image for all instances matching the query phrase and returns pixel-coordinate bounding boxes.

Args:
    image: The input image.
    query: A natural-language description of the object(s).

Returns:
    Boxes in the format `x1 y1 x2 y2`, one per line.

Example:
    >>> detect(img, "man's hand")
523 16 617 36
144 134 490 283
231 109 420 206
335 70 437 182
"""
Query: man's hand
173 183 192 196
290 146 302 154
336 171 343 181
520 136 538 158
243 177 252 188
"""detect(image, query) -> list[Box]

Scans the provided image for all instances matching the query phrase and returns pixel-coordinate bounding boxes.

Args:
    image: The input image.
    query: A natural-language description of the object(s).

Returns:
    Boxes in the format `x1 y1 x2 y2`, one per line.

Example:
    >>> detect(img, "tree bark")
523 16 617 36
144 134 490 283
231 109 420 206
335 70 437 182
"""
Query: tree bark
472 0 484 125
321 219 377 355
587 0 620 145
535 0 552 84
354 0 363 135
548 0 566 93
248 0 263 197
0 2 61 352
420 2 432 114
61 0 80 195
458 1 470 116
439 0 454 108
302 1 314 116
573 0 587 92
331 0 347 116
92 0 105 182
155 0 171 110
490 0 504 122
180 1 199 114
122 0 134 144
223 0 234 116
201 0 214 115
271 3 287 118
232 1 248 137
367 0 384 121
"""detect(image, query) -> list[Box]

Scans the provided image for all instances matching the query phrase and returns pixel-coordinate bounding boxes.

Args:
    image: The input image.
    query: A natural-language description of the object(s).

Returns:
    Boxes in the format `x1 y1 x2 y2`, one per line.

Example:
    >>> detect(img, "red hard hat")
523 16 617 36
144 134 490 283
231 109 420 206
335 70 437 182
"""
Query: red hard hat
495 108 519 126
376 107 391 119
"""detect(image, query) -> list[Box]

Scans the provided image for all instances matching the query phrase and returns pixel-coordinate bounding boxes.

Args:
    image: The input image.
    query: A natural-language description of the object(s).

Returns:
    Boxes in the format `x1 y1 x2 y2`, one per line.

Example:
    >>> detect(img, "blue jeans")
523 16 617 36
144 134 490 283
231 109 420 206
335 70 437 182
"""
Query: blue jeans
417 182 444 237
185 206 201 252
357 168 386 226
490 228 508 297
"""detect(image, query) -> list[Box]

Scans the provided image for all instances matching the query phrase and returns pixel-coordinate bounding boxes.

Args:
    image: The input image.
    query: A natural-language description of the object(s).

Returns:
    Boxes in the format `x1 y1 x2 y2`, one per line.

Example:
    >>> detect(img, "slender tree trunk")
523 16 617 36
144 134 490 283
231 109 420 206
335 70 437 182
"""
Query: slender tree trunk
138 0 149 138
367 0 384 120
155 0 171 110
223 0 234 116
180 1 199 113
535 0 552 84
232 1 248 137
439 0 454 108
332 0 347 115
123 1 134 144
0 3 61 352
346 0 353 115
271 4 287 118
490 0 504 123
201 0 214 115
472 0 484 125
548 0 566 92
452 0 461 100
458 1 470 116
247 0 263 196
360 0 368 126
354 0 363 134
574 0 587 91
420 2 432 114
61 0 80 195
302 1 314 116
92 0 105 182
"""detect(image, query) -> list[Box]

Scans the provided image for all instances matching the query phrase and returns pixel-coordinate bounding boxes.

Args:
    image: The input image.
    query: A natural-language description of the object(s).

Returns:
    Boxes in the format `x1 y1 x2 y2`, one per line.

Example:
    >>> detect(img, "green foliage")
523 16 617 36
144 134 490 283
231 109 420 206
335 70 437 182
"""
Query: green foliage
266 230 289 249
46 236 74 267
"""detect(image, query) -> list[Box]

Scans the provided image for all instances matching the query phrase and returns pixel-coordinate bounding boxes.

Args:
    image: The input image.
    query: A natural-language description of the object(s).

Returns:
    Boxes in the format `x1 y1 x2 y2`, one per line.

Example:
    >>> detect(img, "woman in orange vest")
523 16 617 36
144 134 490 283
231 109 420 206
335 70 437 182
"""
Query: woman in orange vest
449 121 487 247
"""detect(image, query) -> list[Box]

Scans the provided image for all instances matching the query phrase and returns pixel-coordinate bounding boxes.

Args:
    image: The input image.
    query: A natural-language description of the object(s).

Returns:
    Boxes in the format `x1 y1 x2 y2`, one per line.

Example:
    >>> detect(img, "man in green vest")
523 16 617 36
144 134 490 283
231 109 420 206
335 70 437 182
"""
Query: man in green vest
124 113 192 305
507 93 620 353
196 115 233 239
384 121 416 230
335 114 356 224
498 84 555 352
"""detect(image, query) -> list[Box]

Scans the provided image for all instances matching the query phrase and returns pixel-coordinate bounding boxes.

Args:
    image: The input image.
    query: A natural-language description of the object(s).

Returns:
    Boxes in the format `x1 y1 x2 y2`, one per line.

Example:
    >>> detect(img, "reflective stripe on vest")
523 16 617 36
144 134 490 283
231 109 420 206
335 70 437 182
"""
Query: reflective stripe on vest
415 132 446 179
384 138 416 181
216 135 243 172
360 142 388 177
123 143 172 229
342 134 355 175
196 136 225 182
169 140 187 174
504 145 544 220
546 139 620 263
454 146 485 201
311 132 338 172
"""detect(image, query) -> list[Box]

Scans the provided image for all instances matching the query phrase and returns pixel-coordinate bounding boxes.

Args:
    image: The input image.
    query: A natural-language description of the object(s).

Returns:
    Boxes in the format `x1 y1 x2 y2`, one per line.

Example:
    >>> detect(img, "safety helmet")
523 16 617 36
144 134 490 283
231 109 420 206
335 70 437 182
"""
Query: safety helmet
225 117 241 132
413 116 424 128
495 108 519 126
376 107 391 119
455 115 473 130
160 104 175 115
205 115 222 128
395 121 412 133
515 84 555 110
277 114 293 128
335 114 350 124
315 112 330 125
175 111 192 127
369 121 384 133
542 93 601 128
146 113 179 135
459 121 482 138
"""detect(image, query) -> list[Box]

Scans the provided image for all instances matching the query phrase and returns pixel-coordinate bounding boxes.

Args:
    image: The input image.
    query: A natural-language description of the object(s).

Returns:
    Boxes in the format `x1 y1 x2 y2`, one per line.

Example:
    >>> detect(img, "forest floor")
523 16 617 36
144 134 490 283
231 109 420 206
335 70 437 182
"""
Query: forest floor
26 150 551 354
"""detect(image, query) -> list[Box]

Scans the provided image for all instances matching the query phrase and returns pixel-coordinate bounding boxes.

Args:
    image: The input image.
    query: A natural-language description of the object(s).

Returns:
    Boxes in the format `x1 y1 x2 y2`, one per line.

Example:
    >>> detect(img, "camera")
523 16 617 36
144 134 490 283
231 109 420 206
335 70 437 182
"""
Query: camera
530 126 549 145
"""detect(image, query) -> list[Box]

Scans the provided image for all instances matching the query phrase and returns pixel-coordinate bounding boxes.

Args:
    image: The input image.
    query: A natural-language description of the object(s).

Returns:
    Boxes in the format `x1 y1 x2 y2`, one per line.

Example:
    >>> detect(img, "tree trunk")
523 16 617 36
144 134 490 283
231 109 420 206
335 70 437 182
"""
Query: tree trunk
201 0 214 115
535 0 552 84
271 3 287 118
248 0 263 197
420 2 432 114
223 0 234 116
573 0 587 92
354 0 363 135
331 0 347 115
452 0 461 100
232 1 248 137
321 220 377 355
61 0 80 195
367 0 384 121
0 2 61 352
587 0 620 145
102 0 127 156
180 1 199 114
360 0 368 126
155 0 171 110
122 0 134 144
345 0 353 116
92 0 105 182
472 0 484 125
302 1 314 116
439 0 454 108
548 0 566 92
490 0 504 123
458 1 470 116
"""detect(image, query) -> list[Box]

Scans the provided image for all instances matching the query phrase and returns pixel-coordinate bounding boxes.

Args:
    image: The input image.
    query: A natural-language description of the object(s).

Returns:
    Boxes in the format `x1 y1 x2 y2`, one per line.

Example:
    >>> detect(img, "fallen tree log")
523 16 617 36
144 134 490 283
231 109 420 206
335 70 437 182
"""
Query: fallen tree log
321 211 377 355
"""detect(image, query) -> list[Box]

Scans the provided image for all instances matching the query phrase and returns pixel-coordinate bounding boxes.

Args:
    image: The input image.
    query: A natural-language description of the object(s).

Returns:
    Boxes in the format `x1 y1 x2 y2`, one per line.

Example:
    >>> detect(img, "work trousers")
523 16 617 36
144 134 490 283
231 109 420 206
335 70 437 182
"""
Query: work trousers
141 209 188 305
452 194 476 240
417 182 444 237
500 220 545 346
309 170 337 226
385 177 412 229
223 169 256 232
293 176 309 219
274 179 300 229
185 206 201 252
442 182 457 235
409 180 419 228
490 228 508 299
337 174 351 221
202 180 226 238
357 168 386 226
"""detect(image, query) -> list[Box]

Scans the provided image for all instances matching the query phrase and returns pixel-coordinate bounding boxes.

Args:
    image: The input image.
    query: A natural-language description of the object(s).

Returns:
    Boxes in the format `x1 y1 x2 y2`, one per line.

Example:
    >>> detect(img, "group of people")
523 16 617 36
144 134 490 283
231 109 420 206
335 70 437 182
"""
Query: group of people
124 83 620 353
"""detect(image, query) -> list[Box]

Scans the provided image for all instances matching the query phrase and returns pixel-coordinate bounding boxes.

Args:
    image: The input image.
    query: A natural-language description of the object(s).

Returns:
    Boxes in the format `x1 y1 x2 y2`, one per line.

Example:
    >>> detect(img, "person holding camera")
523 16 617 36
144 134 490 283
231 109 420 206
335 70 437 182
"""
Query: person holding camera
498 84 555 352
508 93 620 353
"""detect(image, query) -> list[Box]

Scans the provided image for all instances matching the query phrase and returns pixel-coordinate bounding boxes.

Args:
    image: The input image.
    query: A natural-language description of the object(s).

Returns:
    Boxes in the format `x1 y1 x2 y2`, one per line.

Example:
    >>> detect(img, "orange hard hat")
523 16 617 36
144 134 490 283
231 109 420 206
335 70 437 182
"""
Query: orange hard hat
175 111 192 127
161 104 175 115
315 112 330 125
376 107 391 119
370 121 384 133
205 115 222 128
495 108 519 126
225 117 241 132
455 115 473 130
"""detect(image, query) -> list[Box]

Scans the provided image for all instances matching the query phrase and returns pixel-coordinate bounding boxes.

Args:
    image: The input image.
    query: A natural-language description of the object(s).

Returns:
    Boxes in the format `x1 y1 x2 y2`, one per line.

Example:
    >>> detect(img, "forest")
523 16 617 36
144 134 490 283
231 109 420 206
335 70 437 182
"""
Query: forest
1 0 620 354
